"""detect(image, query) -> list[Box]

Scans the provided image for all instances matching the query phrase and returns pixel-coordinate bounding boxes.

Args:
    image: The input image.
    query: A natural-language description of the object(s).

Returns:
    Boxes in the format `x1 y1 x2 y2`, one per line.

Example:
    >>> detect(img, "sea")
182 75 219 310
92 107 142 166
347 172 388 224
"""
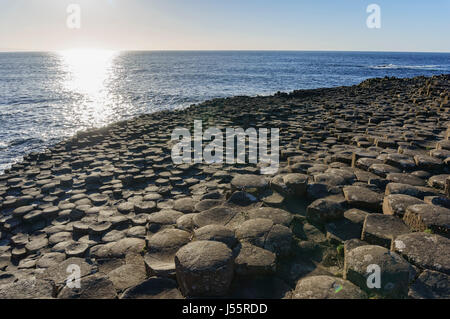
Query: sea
0 50 449 173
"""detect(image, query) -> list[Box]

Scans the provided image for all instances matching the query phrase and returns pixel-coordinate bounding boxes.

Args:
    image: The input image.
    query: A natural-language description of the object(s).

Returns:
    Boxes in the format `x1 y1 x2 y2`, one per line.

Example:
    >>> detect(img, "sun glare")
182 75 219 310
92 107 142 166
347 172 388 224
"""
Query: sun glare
58 49 118 127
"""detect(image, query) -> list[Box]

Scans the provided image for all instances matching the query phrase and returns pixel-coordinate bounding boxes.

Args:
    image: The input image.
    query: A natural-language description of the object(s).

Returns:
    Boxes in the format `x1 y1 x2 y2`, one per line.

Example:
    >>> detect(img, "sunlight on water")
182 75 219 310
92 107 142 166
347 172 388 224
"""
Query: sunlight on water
58 49 118 128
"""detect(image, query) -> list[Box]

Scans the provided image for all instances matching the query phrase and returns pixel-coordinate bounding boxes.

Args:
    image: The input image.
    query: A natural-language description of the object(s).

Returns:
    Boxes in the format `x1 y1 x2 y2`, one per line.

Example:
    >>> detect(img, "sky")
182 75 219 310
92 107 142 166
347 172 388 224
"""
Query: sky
0 0 449 52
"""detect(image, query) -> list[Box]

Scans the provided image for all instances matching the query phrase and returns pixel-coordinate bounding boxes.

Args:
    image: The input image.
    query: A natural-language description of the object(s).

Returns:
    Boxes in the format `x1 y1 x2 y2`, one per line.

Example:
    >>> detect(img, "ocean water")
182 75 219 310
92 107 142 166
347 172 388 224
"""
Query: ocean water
0 50 449 173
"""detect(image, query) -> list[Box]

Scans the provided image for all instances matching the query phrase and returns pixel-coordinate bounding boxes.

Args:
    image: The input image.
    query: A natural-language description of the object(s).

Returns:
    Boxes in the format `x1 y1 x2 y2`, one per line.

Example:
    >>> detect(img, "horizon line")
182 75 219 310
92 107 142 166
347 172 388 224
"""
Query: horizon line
1 49 450 54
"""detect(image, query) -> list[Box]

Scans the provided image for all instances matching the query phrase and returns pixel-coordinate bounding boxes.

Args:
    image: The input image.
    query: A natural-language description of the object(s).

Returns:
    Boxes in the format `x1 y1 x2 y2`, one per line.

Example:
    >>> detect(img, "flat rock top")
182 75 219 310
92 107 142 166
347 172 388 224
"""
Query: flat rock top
175 240 233 271
292 275 367 299
393 232 450 275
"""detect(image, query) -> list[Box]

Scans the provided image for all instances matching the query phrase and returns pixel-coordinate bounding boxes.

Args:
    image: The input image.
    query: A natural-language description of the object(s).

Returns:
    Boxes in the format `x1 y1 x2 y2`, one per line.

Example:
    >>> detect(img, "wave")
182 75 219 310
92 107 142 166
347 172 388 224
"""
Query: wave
369 64 443 70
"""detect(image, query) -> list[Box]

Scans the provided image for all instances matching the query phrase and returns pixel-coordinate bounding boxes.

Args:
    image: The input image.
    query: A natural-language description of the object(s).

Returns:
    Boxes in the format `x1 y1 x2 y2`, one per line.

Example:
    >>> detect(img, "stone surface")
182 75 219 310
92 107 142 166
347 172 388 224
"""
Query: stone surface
382 194 424 217
392 232 450 275
344 245 415 298
120 277 184 299
58 274 117 299
175 240 234 297
361 214 411 248
291 275 367 299
403 204 450 237
408 270 450 299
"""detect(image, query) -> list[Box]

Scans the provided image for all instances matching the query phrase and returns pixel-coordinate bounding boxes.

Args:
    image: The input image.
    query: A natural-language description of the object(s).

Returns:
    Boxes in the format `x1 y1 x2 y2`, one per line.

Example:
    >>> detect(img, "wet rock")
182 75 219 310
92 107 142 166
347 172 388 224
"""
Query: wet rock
175 240 234 297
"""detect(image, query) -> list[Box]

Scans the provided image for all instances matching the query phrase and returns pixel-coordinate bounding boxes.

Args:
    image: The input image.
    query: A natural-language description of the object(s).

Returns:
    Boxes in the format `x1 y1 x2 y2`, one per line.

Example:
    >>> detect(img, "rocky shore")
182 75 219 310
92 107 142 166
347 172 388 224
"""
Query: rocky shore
0 74 449 299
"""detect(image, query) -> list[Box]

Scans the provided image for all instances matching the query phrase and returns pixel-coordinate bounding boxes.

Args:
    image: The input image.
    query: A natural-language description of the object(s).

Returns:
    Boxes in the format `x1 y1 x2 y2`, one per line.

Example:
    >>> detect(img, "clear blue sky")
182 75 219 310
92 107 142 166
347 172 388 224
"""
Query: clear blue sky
0 0 449 52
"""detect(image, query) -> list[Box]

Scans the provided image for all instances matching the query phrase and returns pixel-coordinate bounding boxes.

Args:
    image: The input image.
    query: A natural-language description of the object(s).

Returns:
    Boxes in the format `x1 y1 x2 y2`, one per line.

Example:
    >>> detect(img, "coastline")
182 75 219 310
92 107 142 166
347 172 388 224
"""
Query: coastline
0 74 449 299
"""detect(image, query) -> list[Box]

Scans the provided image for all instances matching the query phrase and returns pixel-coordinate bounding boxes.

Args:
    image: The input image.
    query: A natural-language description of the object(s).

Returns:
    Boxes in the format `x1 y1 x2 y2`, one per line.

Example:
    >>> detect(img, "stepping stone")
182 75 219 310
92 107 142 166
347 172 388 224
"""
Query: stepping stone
361 214 411 248
120 277 183 299
102 230 126 243
117 202 135 214
424 196 450 209
384 153 415 170
0 278 54 299
89 221 112 235
325 209 368 244
235 218 292 256
382 194 424 217
194 199 222 212
175 241 234 297
414 155 443 170
48 231 73 246
234 243 276 275
12 205 34 218
65 241 89 257
385 183 422 198
313 173 346 186
108 262 147 291
38 257 97 287
109 238 146 258
227 191 258 206
89 194 109 206
344 245 415 298
386 173 426 187
145 229 191 277
343 186 383 213
306 195 346 225
408 270 450 299
36 252 66 268
25 237 49 253
291 275 367 299
134 201 157 214
127 226 146 238
193 206 240 229
231 174 269 194
147 209 184 230
403 204 450 237
194 225 236 248
275 173 308 197
173 198 195 213
235 218 273 248
369 164 401 178
392 232 450 275
429 174 450 190
247 207 293 226
176 213 197 231
58 274 117 299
